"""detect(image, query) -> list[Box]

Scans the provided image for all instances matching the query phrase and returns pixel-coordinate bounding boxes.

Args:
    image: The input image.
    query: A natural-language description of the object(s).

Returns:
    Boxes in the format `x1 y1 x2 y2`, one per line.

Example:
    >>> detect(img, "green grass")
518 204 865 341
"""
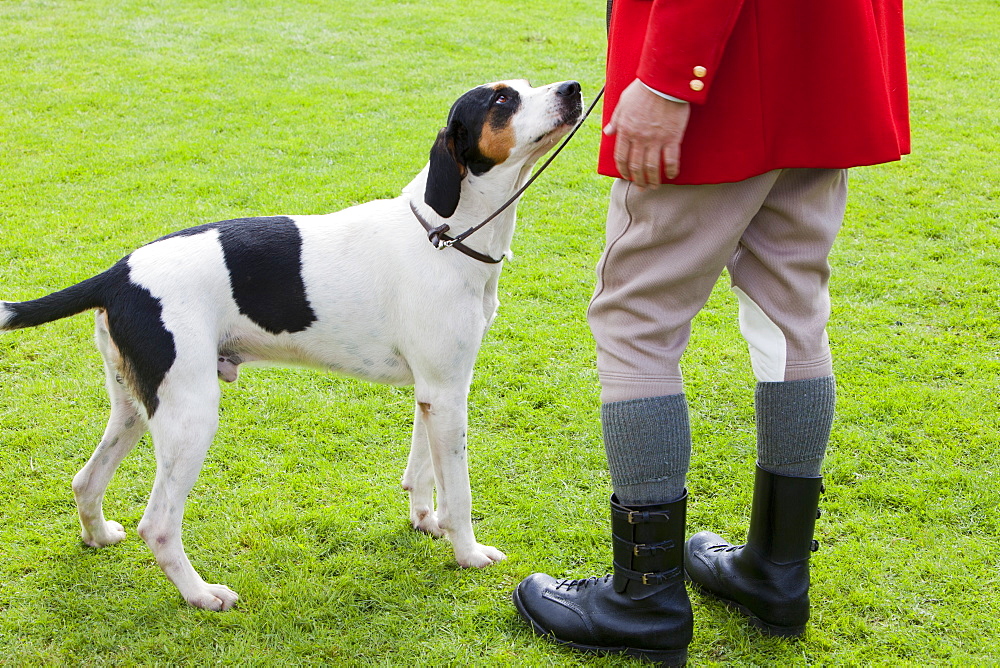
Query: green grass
1 0 997 664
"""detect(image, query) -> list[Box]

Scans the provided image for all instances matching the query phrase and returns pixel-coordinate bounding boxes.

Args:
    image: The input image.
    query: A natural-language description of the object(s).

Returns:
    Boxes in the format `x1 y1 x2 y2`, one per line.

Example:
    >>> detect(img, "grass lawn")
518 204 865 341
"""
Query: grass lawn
1 0 997 664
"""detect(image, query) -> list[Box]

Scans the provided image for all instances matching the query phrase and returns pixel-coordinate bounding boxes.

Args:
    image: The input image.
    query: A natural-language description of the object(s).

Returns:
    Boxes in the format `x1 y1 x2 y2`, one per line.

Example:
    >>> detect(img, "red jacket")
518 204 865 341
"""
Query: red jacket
599 0 911 184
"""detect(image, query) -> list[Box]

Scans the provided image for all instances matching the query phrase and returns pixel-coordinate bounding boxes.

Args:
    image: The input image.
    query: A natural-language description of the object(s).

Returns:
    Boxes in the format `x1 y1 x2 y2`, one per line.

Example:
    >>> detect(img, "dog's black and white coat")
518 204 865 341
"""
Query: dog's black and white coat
0 80 583 611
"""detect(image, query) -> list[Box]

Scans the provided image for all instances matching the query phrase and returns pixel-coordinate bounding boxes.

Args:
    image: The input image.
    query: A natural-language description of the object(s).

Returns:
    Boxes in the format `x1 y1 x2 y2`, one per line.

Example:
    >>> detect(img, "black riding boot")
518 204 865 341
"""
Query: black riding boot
684 465 823 637
513 492 692 666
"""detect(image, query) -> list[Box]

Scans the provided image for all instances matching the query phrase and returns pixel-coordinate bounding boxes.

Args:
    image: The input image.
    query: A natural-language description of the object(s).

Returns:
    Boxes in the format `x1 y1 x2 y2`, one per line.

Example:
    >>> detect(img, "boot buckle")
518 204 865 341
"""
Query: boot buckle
633 539 675 557
615 563 681 585
626 509 671 524
637 568 680 585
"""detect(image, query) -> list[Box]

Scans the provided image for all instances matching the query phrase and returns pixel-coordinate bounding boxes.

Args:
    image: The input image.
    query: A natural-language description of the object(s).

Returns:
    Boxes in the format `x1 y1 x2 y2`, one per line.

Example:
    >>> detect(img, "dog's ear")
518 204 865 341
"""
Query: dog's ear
424 123 468 219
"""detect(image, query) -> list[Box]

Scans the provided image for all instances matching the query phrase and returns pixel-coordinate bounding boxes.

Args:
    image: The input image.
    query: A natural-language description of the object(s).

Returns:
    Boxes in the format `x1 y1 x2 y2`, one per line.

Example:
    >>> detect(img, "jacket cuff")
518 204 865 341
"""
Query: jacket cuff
639 80 689 104
635 0 746 104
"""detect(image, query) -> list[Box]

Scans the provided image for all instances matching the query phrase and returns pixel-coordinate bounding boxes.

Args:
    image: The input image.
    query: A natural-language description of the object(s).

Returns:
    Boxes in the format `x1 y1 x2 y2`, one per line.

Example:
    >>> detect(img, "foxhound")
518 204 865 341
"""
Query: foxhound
0 79 584 610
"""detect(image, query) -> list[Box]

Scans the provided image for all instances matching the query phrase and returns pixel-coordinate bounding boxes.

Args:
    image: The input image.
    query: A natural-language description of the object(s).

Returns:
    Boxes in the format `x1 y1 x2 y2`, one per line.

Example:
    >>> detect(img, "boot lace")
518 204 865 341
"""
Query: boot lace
554 575 612 591
708 541 820 553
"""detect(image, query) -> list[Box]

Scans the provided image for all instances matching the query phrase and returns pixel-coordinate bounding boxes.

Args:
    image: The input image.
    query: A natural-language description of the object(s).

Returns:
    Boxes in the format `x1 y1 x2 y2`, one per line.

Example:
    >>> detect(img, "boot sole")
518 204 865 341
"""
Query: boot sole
511 588 688 667
685 574 806 638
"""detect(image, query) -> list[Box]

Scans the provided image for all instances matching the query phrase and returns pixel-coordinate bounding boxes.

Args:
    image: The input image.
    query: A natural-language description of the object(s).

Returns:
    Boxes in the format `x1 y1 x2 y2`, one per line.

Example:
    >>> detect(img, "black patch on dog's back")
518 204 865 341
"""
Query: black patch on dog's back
164 217 317 335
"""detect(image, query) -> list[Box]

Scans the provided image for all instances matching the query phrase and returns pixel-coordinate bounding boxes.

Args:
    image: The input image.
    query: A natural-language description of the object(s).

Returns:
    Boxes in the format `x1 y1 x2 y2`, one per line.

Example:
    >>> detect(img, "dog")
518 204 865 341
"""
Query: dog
0 79 584 611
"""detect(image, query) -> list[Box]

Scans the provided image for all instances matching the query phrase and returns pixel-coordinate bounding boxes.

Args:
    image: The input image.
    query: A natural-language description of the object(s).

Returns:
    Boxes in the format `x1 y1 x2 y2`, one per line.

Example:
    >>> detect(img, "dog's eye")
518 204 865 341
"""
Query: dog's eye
494 94 509 105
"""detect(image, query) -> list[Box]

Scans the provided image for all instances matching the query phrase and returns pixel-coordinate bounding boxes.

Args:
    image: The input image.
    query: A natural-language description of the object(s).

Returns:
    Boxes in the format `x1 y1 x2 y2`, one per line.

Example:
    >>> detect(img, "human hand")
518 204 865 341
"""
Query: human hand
604 79 691 187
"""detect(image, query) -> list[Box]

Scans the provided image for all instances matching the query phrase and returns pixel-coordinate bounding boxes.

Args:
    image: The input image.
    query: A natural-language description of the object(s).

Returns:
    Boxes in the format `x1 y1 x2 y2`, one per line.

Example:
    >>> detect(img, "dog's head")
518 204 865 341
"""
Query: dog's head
424 79 583 218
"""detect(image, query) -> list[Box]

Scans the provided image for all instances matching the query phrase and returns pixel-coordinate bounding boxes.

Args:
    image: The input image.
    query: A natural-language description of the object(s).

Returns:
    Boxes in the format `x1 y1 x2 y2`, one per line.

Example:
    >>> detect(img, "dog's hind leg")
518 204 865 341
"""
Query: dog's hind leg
72 311 148 548
137 366 238 611
402 401 445 537
415 383 506 568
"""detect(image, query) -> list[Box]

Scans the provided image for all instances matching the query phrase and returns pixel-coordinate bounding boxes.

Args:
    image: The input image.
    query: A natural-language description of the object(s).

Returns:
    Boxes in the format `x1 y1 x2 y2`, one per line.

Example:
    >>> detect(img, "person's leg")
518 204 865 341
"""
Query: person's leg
754 376 835 477
729 166 847 475
515 174 780 663
601 394 690 505
686 168 848 636
589 174 781 503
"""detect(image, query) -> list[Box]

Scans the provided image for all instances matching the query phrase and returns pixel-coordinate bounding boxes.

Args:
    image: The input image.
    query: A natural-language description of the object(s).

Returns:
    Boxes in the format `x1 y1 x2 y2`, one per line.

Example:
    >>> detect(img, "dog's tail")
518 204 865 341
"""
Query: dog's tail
1 265 120 332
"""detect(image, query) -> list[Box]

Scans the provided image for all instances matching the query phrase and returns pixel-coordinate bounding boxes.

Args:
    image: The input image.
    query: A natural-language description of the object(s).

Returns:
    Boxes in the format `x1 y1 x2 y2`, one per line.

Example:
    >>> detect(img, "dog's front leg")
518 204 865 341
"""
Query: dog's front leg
402 401 445 537
416 389 505 568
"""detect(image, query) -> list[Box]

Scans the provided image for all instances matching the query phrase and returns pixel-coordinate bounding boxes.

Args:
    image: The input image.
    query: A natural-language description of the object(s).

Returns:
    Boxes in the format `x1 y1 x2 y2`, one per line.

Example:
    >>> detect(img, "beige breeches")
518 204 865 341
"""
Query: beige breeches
589 169 848 403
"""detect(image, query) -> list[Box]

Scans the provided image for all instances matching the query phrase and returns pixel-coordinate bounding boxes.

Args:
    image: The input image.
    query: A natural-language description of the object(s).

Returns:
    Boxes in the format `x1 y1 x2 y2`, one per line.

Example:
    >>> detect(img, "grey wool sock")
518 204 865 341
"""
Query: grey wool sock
755 375 836 478
601 394 691 506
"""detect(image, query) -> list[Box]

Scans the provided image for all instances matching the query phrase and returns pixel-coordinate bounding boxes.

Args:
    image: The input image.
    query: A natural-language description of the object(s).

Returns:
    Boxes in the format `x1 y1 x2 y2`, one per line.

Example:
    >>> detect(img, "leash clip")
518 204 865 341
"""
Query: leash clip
427 224 452 249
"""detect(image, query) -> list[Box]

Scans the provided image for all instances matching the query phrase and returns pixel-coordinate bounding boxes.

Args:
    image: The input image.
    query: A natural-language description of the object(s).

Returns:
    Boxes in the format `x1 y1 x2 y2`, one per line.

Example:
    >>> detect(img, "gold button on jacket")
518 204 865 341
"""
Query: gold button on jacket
689 79 705 92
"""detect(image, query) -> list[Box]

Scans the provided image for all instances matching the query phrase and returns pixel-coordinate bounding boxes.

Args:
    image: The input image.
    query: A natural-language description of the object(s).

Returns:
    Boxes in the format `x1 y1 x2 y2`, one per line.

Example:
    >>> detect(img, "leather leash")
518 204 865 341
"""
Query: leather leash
410 200 507 264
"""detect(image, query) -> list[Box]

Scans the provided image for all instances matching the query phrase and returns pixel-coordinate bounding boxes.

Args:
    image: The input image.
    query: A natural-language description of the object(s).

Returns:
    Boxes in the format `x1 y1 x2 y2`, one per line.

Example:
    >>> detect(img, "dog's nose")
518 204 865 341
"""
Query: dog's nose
556 81 581 97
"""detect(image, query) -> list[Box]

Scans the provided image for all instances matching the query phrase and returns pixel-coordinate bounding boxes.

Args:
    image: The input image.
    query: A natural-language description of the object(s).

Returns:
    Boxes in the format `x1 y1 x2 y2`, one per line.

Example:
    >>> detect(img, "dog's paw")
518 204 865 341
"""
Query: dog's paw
185 583 239 612
455 543 506 568
81 520 127 548
411 509 447 538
